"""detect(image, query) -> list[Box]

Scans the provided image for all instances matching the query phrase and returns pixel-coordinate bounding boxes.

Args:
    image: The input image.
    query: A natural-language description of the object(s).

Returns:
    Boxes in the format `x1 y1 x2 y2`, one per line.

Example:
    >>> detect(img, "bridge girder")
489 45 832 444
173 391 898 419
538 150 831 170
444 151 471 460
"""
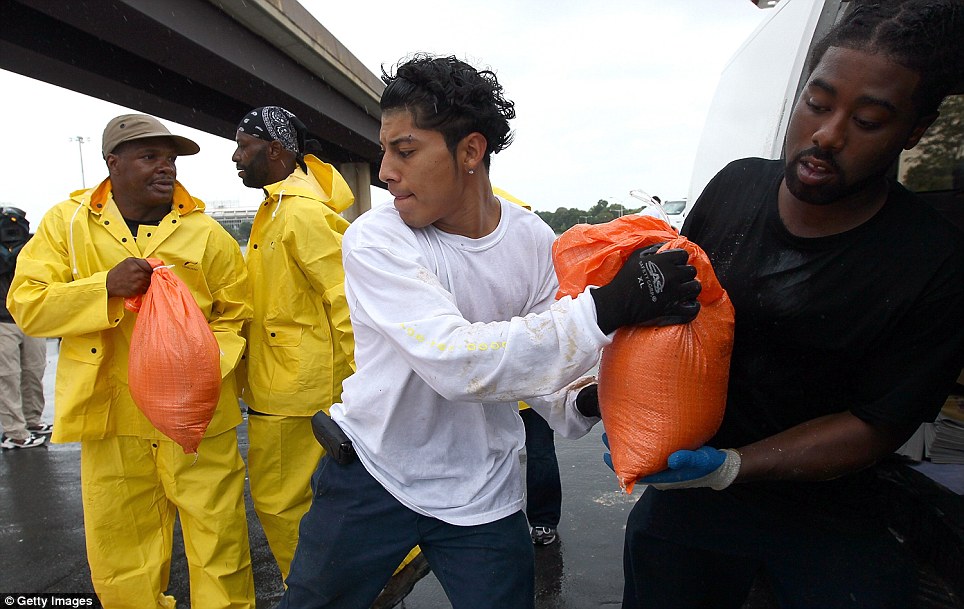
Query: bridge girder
1 0 384 182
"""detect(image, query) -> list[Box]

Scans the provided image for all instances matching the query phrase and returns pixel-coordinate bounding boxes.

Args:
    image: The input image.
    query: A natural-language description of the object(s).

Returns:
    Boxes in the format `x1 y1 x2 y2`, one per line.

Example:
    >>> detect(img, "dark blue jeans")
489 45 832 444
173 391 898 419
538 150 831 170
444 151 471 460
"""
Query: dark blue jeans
279 454 535 609
622 487 916 609
520 408 562 528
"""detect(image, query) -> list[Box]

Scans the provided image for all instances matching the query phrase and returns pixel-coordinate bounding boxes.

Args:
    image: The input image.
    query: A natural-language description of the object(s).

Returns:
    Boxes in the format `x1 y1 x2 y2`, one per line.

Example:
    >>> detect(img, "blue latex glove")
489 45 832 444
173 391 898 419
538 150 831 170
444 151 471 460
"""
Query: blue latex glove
638 447 741 490
602 432 615 472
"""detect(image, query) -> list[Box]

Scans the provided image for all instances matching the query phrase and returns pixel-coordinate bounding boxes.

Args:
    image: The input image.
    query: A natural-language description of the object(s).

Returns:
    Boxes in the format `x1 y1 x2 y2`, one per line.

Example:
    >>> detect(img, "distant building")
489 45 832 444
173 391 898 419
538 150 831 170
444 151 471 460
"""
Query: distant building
207 201 257 233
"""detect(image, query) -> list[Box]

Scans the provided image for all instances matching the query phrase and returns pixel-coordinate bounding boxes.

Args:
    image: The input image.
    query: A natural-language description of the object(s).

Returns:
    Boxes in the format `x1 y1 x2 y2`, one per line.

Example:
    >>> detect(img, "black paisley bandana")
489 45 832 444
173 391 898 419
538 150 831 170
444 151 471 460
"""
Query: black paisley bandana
237 106 305 155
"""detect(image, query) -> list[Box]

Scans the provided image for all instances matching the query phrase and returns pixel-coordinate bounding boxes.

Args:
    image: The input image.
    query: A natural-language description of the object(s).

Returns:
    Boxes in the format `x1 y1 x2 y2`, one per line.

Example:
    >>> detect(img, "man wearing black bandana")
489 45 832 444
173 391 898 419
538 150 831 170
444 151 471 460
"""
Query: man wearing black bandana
236 106 313 181
236 108 430 607
236 106 411 592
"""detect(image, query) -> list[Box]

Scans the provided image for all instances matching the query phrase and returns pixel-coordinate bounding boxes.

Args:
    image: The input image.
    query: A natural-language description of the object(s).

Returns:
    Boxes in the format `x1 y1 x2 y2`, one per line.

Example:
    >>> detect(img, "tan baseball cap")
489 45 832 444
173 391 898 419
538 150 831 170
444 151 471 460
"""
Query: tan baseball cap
101 114 200 158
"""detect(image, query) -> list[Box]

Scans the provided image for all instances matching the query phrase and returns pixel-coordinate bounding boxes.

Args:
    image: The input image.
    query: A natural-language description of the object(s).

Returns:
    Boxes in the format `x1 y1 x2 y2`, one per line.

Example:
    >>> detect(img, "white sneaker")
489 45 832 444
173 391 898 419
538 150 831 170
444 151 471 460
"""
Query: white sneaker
1 433 47 449
26 423 53 435
531 526 558 546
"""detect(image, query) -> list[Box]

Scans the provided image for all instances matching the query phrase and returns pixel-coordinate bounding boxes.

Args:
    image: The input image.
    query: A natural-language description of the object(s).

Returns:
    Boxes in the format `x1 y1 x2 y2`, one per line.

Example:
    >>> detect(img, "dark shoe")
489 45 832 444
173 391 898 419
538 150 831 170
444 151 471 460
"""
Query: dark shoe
26 423 53 435
1 433 46 449
371 552 431 609
531 526 557 546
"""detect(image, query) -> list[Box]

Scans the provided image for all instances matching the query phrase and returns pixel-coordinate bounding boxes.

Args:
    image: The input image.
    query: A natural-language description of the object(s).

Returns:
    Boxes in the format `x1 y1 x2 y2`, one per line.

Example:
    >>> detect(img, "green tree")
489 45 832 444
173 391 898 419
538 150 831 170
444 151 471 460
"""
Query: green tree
536 206 583 233
902 95 964 192
534 199 645 234
221 220 252 245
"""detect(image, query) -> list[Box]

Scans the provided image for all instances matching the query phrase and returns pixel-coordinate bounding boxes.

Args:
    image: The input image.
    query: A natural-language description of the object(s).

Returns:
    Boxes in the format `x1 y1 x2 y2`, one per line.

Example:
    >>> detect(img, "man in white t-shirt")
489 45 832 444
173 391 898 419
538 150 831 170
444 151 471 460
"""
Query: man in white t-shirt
279 53 701 609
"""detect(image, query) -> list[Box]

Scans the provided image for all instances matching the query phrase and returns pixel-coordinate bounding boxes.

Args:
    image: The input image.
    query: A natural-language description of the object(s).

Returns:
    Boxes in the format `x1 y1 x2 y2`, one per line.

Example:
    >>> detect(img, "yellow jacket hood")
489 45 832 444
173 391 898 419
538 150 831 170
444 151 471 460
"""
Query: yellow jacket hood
71 177 205 216
493 187 532 211
263 155 354 214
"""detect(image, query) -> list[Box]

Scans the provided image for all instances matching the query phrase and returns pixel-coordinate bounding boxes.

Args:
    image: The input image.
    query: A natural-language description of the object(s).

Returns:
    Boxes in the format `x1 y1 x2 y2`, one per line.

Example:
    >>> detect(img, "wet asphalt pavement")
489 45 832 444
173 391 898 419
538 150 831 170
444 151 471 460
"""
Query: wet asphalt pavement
0 340 635 608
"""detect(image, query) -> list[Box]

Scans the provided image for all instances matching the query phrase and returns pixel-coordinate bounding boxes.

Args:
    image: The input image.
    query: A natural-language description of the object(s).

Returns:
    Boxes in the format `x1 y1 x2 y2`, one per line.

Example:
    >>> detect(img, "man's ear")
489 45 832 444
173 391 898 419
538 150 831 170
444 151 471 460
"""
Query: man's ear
459 132 488 173
266 139 287 160
904 112 939 150
105 153 119 177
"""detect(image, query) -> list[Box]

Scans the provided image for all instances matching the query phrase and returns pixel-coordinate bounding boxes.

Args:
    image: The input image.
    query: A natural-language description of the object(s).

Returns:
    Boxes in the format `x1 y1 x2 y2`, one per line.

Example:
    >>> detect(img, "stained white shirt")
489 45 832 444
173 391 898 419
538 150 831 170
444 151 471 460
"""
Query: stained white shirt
331 198 608 525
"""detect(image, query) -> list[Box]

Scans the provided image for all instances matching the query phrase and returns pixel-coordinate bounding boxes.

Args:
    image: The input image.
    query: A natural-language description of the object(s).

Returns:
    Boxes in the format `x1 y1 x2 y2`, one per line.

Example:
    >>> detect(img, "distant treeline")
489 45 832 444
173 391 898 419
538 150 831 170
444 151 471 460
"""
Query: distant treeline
534 199 644 234
219 199 645 244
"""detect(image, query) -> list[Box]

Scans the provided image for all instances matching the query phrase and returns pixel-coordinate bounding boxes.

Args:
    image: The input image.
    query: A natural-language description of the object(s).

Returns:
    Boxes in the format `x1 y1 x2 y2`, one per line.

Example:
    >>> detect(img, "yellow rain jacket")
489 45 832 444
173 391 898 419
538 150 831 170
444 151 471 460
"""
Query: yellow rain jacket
8 179 251 442
242 154 355 416
493 186 532 211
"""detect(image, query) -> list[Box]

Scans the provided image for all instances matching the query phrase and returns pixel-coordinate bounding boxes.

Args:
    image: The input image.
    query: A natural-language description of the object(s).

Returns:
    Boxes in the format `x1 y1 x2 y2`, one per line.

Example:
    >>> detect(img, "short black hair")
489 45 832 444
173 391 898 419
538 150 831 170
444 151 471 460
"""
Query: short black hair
808 0 964 116
380 54 516 170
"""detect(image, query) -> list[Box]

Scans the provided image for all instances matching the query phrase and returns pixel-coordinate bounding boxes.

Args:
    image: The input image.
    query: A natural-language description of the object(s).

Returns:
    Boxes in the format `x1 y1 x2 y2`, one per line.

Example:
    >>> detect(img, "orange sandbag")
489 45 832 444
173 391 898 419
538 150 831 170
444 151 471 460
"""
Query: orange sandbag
553 215 734 492
126 258 221 454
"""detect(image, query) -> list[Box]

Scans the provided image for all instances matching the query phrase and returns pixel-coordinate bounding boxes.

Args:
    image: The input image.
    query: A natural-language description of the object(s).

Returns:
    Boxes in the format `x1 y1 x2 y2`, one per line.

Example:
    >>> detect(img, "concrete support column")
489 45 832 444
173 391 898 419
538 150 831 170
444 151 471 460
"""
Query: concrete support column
338 162 372 222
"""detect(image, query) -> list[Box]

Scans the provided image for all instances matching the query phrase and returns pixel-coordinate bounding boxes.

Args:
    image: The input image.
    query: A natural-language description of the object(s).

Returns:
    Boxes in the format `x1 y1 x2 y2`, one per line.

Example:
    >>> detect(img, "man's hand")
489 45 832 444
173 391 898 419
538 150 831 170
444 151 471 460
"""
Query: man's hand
639 447 741 490
106 257 154 298
590 244 701 334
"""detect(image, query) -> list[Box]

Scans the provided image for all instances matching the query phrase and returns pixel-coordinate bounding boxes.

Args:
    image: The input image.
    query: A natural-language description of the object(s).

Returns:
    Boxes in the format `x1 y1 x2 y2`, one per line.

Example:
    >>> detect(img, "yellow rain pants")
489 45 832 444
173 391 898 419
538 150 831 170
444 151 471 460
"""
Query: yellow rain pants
81 430 255 609
247 413 321 582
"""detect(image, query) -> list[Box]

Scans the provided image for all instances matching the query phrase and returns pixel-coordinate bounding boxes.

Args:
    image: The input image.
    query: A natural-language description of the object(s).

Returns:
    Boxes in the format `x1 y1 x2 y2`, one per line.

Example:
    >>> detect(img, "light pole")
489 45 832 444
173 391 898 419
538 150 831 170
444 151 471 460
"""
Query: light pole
69 136 90 188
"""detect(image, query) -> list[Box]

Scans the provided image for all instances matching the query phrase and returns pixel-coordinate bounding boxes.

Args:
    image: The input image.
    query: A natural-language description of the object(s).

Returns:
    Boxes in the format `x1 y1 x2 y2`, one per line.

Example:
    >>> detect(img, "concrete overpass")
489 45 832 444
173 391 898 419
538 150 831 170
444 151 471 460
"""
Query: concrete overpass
0 0 384 220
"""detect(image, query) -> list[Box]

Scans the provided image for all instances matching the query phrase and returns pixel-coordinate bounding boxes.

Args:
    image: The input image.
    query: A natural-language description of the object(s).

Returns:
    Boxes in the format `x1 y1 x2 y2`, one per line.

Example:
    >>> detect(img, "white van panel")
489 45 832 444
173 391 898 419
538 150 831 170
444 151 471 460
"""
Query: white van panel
687 0 826 203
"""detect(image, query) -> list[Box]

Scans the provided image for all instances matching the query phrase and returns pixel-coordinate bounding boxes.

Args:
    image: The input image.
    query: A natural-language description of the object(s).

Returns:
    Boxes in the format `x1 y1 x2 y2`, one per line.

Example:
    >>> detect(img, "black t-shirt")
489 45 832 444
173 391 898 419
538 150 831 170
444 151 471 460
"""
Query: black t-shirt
682 158 964 522
124 217 160 238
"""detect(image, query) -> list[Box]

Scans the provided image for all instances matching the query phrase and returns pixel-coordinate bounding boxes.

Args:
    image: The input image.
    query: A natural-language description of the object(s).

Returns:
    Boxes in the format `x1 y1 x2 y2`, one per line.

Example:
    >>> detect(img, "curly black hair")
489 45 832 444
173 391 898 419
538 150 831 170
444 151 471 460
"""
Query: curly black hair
380 54 516 170
808 0 964 116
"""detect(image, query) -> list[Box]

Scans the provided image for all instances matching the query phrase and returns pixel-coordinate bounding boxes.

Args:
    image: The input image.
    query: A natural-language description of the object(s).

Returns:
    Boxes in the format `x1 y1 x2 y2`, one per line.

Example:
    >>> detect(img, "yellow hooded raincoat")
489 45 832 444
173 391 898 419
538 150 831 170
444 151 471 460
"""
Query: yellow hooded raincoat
241 154 357 581
8 179 255 609
242 154 355 415
9 179 251 440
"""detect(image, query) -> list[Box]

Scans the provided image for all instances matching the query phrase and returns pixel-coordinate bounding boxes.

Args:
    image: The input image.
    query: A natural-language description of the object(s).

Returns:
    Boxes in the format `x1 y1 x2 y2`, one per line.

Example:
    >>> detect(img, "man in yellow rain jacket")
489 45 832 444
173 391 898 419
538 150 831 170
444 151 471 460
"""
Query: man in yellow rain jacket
233 106 428 606
232 105 355 582
8 114 255 609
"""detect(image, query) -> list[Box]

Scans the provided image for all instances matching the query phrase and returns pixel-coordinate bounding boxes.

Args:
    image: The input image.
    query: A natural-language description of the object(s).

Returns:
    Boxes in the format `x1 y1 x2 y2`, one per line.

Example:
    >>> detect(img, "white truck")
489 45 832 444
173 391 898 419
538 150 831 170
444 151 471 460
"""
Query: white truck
686 1 963 605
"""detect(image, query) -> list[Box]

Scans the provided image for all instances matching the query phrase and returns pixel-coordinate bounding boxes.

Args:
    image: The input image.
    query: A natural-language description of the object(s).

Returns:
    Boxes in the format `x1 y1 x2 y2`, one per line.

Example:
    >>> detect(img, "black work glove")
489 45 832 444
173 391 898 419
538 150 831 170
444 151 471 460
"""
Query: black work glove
575 384 600 418
590 244 701 334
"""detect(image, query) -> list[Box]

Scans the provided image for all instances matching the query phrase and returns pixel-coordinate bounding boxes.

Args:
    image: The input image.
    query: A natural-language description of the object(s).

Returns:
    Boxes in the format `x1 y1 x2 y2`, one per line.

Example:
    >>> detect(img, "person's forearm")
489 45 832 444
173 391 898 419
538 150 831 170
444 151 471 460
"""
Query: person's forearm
525 375 599 439
735 411 918 484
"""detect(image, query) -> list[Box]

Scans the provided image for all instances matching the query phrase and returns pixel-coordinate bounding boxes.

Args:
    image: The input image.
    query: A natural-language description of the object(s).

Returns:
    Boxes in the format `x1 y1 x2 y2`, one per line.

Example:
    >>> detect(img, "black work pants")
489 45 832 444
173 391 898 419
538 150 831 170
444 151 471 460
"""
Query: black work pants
520 407 562 528
622 486 916 609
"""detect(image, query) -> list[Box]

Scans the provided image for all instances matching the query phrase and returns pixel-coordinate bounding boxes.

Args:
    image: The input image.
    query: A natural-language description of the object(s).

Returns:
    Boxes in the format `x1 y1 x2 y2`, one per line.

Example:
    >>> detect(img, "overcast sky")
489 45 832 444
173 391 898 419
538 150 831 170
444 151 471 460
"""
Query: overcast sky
0 1 770 224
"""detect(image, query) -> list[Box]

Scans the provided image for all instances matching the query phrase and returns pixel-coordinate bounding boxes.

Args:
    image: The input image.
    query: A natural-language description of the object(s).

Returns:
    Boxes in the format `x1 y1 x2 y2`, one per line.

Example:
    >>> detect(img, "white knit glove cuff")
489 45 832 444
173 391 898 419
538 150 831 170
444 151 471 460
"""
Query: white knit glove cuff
651 449 742 491
709 449 742 490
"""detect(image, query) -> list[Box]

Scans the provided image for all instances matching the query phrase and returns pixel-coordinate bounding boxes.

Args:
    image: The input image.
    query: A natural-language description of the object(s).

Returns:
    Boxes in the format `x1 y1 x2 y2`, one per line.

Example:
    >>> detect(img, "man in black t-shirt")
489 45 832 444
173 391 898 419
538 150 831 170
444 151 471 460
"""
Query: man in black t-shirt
614 3 964 608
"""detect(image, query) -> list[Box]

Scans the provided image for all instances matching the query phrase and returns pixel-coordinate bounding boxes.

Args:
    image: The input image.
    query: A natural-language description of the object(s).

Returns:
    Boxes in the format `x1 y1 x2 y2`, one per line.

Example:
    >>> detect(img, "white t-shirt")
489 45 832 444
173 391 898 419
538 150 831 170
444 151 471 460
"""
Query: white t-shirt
331 197 608 525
